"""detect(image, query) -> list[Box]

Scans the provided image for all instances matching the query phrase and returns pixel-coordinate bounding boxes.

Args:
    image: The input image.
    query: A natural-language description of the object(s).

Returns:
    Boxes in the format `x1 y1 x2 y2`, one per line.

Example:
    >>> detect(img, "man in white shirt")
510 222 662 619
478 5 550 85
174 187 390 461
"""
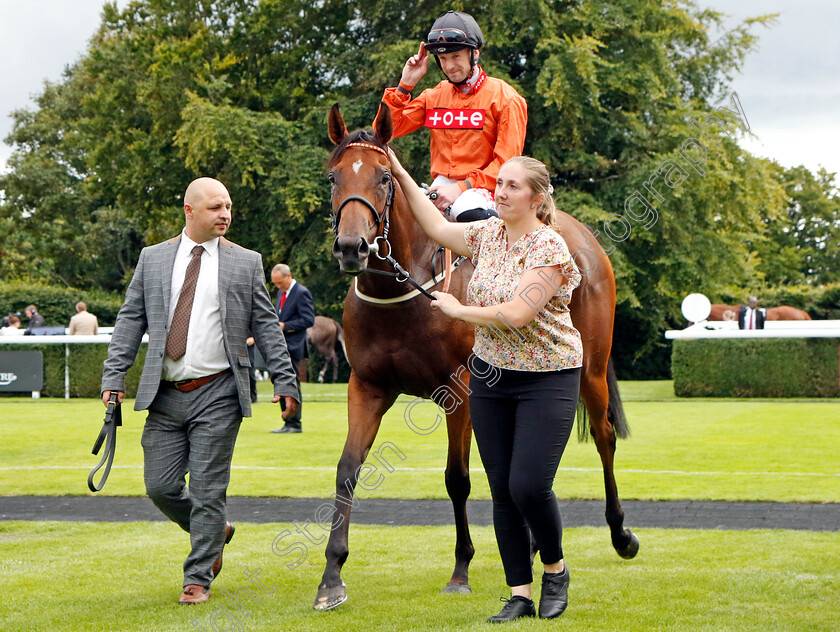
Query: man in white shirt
738 296 766 330
102 177 300 605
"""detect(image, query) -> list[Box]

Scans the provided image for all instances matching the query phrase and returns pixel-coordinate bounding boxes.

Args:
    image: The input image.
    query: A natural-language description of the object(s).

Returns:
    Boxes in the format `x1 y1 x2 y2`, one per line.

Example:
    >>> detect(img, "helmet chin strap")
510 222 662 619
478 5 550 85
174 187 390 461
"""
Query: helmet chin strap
435 49 477 86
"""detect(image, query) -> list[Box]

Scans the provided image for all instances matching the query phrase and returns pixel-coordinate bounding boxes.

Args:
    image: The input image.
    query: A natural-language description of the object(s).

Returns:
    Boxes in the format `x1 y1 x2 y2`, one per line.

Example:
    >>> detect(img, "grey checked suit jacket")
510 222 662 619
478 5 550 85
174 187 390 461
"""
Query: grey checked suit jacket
102 235 299 417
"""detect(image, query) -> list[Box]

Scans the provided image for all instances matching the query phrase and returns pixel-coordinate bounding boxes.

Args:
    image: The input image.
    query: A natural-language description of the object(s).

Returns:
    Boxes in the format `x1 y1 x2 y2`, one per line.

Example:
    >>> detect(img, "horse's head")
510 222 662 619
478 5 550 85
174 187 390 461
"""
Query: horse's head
328 103 395 275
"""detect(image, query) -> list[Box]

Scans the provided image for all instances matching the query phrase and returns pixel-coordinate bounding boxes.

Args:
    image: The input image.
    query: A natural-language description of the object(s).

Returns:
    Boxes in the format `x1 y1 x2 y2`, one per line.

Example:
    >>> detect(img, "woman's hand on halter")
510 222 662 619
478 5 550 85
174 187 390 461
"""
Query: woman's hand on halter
430 291 463 319
387 148 409 180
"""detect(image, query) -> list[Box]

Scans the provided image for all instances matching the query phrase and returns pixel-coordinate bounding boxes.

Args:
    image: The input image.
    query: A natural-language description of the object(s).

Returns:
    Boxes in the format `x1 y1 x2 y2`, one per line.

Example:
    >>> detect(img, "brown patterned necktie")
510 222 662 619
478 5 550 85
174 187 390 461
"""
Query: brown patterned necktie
166 245 204 361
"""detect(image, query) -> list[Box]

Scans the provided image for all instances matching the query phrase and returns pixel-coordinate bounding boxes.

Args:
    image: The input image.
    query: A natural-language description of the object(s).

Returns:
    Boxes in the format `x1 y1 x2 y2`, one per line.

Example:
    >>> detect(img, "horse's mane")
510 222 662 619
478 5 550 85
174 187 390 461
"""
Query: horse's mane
328 130 388 167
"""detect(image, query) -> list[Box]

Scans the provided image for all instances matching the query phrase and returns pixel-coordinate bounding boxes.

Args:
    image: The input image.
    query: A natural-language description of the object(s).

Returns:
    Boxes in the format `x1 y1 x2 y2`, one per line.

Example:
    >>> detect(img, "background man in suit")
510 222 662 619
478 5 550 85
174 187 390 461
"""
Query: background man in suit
68 301 99 335
738 296 766 330
269 263 314 434
101 177 299 605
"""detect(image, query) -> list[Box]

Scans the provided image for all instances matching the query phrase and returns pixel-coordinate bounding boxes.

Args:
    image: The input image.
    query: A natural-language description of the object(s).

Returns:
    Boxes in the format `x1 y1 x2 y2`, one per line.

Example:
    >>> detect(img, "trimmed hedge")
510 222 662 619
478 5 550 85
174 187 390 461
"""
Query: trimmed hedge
672 338 840 397
0 280 125 328
0 343 146 398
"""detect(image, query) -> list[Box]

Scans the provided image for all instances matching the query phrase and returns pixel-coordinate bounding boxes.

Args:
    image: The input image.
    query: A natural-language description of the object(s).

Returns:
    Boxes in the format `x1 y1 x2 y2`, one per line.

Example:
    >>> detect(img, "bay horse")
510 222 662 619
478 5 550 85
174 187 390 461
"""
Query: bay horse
767 305 811 321
709 303 739 321
314 103 637 611
710 303 812 321
306 315 347 383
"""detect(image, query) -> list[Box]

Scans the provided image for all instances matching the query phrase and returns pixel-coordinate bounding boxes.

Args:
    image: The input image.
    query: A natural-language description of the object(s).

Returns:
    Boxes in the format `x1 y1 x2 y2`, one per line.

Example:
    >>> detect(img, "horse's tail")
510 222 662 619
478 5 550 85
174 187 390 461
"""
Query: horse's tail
606 357 630 439
576 357 630 441
335 320 349 364
575 399 589 442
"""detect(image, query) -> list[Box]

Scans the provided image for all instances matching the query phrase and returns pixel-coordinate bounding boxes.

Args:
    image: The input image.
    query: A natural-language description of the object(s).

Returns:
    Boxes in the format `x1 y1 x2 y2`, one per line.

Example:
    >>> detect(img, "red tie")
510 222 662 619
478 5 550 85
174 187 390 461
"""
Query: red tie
750 310 755 330
280 291 287 310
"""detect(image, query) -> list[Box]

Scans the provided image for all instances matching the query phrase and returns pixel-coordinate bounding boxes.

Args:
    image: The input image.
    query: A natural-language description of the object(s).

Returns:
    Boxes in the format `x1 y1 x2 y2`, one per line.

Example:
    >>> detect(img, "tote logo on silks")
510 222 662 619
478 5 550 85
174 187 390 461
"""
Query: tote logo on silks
425 108 486 129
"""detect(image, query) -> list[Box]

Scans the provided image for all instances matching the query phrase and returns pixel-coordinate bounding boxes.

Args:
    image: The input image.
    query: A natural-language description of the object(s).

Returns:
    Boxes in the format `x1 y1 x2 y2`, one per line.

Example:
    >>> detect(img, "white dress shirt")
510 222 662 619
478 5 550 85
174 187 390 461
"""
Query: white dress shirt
163 233 229 380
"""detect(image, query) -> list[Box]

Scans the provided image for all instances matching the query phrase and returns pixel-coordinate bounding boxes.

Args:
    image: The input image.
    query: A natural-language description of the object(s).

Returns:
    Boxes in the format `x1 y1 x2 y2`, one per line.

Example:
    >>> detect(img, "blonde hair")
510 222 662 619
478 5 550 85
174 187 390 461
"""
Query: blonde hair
503 156 561 234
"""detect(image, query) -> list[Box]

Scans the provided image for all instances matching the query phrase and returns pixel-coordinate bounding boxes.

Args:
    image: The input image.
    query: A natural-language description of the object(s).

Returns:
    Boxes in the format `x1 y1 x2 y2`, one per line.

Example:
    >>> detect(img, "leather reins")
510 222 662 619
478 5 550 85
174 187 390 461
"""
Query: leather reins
87 392 122 492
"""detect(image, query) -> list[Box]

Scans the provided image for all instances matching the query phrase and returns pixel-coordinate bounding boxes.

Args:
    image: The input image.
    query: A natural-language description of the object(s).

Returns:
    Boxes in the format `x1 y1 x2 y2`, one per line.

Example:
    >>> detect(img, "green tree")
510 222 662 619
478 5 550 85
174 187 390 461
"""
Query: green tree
0 0 820 377
756 165 840 286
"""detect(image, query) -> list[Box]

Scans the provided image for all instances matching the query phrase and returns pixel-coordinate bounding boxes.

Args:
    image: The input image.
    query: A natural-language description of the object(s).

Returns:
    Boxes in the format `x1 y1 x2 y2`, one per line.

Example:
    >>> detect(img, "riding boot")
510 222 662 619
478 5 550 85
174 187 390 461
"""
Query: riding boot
454 207 498 222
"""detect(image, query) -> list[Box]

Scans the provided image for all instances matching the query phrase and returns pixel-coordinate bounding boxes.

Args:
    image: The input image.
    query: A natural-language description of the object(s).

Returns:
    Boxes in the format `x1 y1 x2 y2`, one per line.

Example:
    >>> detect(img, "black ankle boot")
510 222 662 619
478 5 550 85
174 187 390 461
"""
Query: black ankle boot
539 565 570 619
487 595 536 623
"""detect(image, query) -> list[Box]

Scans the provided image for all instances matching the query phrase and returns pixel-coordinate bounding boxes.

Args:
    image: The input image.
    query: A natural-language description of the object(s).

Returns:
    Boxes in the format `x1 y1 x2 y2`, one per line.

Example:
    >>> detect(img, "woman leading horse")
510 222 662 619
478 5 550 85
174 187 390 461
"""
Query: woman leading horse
390 150 583 621
315 103 637 612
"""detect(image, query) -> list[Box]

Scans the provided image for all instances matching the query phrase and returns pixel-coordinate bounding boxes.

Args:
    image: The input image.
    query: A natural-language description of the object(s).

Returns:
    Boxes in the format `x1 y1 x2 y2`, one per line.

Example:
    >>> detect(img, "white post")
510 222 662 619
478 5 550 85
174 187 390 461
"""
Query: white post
65 344 70 400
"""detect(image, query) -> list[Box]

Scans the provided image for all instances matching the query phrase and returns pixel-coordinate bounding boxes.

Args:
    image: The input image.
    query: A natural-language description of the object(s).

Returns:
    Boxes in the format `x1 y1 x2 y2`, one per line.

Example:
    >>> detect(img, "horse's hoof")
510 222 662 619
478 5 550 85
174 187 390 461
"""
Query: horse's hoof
313 583 347 611
442 581 472 594
616 531 640 559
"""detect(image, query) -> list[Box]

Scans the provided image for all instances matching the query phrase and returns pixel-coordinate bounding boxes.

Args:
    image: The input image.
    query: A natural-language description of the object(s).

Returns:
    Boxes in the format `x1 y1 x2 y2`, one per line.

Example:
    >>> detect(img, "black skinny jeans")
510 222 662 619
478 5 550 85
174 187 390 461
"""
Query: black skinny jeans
469 356 581 587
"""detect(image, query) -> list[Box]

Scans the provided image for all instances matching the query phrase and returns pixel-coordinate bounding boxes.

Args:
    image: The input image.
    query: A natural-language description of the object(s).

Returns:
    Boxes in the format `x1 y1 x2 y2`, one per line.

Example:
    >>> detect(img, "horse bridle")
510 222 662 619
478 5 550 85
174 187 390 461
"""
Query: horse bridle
330 142 395 243
329 141 447 301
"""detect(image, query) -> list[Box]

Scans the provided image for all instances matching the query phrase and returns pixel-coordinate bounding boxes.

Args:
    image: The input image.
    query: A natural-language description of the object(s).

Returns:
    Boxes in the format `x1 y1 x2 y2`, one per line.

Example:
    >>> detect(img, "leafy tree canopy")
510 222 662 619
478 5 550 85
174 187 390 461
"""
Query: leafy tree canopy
1 0 836 376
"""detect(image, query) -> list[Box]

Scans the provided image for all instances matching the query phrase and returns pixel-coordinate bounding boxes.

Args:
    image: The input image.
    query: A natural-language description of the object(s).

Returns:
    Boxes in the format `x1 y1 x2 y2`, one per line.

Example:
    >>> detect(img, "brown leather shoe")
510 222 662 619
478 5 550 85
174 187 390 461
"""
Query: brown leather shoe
211 521 235 578
179 584 210 605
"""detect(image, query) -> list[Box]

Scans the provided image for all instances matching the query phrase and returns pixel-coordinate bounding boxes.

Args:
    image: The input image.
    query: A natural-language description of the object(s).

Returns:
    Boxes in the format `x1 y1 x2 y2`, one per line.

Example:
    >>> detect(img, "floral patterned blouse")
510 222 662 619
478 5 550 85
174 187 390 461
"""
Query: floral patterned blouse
463 217 583 371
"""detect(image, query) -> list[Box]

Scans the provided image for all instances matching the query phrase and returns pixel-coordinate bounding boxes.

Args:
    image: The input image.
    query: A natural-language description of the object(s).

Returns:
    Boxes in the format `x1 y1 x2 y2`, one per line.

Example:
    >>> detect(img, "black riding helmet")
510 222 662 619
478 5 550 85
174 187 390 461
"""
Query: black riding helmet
425 10 484 85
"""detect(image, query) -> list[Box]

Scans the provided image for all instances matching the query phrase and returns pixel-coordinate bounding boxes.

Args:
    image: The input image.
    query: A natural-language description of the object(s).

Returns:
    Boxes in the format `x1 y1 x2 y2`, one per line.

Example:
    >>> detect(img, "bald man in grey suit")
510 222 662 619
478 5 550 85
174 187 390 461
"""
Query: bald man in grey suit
102 177 299 605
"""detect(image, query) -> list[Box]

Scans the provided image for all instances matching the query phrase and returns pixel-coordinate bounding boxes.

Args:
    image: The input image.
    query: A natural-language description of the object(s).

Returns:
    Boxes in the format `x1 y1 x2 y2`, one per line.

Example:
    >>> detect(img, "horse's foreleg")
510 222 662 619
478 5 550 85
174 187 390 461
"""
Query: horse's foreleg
314 373 395 610
442 383 475 594
580 366 639 559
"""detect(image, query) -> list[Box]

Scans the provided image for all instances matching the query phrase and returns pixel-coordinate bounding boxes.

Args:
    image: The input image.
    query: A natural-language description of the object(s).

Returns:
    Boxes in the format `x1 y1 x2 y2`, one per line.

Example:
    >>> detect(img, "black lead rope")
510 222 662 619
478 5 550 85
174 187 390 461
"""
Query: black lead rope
382 254 438 300
367 248 468 302
87 392 122 492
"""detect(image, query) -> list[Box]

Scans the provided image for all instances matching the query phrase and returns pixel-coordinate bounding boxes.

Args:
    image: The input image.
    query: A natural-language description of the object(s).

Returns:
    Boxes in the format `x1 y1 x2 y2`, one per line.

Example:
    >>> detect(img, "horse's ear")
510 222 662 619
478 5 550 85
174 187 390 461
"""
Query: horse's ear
373 102 393 145
328 103 348 145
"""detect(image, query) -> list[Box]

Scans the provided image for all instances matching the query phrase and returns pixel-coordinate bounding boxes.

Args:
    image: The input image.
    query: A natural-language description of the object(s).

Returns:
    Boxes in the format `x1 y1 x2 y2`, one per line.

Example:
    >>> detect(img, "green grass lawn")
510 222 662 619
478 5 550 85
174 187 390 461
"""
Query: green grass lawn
1 521 837 632
0 381 838 502
1 382 838 631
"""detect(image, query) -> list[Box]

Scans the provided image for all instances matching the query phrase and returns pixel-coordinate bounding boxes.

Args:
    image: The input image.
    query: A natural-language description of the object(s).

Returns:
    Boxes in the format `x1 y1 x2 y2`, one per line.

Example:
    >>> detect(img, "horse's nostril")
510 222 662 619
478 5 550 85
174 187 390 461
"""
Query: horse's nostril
357 238 369 258
333 237 370 265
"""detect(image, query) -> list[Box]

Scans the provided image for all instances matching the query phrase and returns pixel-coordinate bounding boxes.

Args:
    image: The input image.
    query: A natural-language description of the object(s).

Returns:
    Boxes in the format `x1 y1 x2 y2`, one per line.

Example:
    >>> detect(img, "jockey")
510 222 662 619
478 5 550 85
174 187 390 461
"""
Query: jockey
381 10 528 222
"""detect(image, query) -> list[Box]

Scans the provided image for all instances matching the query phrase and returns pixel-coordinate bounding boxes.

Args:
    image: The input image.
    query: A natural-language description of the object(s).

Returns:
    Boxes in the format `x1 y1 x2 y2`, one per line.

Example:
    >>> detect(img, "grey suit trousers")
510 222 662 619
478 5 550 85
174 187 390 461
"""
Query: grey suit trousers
141 372 241 588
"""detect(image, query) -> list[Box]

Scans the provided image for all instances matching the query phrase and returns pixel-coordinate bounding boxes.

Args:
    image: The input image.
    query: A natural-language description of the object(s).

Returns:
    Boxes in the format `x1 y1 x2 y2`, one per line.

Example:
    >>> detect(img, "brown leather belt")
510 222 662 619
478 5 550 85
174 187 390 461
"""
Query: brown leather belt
161 368 232 393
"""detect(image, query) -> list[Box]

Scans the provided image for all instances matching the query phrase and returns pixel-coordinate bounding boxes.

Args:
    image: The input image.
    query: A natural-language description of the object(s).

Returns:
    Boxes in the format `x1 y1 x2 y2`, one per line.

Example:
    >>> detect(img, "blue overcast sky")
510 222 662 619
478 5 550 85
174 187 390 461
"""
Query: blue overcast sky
1 0 838 175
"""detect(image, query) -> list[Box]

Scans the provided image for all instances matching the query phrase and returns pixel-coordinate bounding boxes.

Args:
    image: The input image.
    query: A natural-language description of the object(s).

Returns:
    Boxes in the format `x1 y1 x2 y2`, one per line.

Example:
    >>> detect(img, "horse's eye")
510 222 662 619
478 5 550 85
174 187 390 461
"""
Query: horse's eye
382 171 392 185
328 172 336 184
